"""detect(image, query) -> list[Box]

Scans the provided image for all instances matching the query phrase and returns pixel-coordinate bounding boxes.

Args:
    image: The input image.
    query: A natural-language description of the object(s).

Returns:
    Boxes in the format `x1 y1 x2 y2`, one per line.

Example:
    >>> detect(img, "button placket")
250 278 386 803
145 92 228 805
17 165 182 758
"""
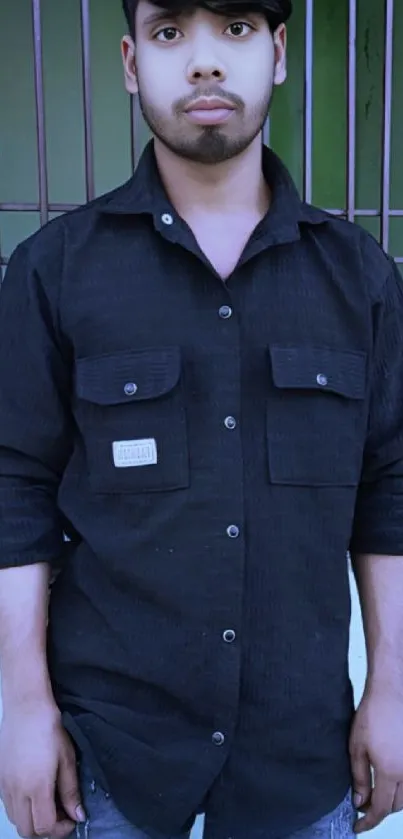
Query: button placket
214 289 242 742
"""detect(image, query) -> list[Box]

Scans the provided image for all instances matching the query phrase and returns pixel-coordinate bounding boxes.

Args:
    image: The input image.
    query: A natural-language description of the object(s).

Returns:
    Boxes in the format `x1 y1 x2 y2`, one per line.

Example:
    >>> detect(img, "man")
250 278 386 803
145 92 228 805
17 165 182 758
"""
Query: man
1 1 403 837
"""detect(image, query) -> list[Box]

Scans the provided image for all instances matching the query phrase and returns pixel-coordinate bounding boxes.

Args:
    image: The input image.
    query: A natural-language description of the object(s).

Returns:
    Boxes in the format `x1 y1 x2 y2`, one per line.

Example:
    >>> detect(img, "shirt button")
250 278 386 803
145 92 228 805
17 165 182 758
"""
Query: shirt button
124 382 138 396
161 213 174 225
227 525 240 539
223 629 236 643
219 305 233 319
224 416 237 430
316 373 328 387
212 731 225 746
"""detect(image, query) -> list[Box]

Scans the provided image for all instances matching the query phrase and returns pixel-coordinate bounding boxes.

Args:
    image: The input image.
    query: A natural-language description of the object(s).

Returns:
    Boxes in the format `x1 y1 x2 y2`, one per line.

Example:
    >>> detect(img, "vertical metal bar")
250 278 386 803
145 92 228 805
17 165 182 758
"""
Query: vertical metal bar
32 0 49 226
262 115 271 148
130 95 142 171
130 96 136 172
0 229 4 285
80 0 95 200
303 0 314 203
346 0 357 223
380 0 394 252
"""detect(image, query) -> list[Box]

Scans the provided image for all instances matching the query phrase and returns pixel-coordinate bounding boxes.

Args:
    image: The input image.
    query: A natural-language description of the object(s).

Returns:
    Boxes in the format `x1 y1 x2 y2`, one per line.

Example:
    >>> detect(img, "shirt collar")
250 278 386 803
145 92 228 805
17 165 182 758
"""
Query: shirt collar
260 146 329 231
99 140 329 244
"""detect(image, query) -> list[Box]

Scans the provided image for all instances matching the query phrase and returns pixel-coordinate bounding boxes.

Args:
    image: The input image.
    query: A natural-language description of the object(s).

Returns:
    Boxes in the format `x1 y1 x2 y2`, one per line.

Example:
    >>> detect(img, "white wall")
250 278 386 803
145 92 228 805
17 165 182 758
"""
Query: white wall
1 574 402 839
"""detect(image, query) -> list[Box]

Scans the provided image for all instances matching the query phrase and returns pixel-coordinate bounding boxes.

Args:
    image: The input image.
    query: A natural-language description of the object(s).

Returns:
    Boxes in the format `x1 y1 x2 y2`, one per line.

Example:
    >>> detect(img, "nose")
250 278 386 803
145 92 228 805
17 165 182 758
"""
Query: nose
187 44 226 84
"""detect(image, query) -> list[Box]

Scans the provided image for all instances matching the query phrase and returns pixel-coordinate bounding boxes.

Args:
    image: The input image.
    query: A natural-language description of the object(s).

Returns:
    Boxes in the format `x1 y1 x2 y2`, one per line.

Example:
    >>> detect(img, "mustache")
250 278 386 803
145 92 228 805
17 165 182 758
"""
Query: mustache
173 86 244 114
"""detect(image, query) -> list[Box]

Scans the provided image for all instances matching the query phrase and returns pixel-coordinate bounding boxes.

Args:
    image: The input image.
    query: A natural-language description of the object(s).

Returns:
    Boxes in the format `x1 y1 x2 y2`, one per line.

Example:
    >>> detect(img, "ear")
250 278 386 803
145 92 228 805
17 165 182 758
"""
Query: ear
121 35 138 94
273 24 287 86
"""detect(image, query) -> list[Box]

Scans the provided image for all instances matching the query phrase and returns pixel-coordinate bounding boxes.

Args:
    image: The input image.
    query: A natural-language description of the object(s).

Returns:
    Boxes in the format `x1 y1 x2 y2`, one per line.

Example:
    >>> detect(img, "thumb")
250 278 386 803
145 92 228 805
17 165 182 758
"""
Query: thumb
57 755 86 824
350 746 372 810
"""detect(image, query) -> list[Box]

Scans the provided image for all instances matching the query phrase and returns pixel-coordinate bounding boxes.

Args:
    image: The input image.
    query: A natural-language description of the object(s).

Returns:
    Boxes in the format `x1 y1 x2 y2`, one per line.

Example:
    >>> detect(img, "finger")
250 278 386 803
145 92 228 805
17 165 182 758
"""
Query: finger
13 797 35 839
1 792 16 827
354 775 396 834
31 783 58 837
57 755 86 824
350 747 372 810
392 782 403 813
49 816 77 839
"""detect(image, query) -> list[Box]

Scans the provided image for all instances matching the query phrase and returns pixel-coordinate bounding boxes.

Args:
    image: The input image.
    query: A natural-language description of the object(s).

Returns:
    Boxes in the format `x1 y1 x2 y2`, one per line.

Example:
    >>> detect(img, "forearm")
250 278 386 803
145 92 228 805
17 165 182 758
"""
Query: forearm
351 553 403 694
0 564 56 714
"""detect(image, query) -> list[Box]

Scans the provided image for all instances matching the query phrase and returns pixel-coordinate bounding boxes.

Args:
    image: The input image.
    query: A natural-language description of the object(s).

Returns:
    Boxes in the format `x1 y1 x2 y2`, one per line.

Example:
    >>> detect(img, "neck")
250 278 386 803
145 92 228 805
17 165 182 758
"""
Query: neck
153 135 271 217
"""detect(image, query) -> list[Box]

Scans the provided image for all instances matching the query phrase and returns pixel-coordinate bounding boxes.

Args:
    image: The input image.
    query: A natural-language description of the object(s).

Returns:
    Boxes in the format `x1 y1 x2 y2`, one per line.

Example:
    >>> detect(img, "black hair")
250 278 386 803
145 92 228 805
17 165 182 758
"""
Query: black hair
122 0 292 38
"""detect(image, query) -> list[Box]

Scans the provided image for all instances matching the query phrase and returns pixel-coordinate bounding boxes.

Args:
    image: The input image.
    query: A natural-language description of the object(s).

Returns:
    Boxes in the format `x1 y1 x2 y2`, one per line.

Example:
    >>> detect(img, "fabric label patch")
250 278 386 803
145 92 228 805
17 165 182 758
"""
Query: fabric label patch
112 438 157 468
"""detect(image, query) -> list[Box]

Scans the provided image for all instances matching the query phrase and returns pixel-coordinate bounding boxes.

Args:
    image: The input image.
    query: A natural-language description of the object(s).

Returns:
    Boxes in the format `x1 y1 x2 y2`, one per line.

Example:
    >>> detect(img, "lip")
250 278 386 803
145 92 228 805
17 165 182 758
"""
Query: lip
184 98 236 125
184 97 236 113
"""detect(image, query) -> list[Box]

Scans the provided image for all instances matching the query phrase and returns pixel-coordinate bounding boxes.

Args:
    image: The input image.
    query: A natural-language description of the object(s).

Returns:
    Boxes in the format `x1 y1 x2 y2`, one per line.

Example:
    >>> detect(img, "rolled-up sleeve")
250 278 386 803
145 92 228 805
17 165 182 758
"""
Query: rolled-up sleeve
0 235 73 568
350 259 403 555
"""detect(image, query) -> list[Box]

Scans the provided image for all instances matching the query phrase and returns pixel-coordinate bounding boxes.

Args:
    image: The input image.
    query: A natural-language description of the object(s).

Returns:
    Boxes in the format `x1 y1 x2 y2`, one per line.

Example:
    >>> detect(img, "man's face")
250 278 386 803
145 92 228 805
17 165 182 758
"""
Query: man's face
122 1 287 164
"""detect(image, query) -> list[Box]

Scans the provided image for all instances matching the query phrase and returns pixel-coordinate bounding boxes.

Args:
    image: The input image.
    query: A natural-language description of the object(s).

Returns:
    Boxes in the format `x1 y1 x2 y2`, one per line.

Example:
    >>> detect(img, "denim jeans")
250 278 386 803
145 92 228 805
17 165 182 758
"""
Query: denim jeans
70 761 357 839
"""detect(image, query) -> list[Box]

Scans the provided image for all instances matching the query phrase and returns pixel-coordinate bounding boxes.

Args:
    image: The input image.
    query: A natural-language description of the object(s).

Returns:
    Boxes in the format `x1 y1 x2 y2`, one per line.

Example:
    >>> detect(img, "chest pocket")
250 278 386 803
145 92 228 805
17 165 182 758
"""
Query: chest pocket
267 346 368 487
75 347 189 494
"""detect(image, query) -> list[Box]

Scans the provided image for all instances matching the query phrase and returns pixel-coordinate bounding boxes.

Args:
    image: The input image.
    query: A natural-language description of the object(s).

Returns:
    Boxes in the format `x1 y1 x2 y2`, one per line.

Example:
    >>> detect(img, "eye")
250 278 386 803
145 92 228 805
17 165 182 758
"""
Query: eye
154 26 182 43
225 21 253 38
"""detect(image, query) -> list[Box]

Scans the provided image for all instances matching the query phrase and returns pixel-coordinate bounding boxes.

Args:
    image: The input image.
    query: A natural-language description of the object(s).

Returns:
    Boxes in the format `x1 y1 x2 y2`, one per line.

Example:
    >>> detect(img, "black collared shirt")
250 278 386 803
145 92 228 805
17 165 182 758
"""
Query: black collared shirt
1 143 403 839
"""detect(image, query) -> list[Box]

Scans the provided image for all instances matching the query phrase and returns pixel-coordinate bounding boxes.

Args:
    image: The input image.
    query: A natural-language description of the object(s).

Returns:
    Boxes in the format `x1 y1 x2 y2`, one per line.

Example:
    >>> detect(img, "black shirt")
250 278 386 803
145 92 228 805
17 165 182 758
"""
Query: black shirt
1 142 403 839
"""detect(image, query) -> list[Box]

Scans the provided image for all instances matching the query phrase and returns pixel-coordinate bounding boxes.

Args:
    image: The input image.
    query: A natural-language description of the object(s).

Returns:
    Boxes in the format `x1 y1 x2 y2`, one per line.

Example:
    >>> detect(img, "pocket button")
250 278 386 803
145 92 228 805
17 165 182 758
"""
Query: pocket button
316 373 328 387
124 382 138 396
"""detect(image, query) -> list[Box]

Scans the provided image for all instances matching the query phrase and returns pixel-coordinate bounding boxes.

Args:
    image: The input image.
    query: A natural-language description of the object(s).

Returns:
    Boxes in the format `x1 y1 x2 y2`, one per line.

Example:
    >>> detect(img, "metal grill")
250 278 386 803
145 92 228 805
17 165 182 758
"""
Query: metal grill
0 0 401 273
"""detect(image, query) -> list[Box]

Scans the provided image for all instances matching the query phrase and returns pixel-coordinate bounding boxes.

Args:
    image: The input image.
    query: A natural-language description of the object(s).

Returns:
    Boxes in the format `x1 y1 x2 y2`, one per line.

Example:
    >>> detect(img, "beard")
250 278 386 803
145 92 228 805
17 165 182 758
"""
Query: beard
136 81 274 165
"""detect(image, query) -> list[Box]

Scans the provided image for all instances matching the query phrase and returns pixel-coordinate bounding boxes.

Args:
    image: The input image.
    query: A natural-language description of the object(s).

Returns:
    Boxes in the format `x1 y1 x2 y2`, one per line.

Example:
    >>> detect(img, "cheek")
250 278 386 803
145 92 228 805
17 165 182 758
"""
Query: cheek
237 64 273 103
229 45 274 96
254 50 275 85
137 54 183 107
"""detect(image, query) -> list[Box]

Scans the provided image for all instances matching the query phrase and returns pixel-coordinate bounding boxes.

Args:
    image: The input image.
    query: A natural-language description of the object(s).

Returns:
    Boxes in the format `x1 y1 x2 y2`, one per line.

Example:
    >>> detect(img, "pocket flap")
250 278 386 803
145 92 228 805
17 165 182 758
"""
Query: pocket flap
76 347 181 405
269 346 367 399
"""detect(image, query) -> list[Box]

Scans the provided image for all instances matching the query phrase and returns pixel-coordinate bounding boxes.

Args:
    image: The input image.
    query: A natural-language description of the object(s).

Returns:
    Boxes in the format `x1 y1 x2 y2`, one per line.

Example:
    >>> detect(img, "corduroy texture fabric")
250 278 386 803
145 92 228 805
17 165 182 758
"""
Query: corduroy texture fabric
1 143 403 839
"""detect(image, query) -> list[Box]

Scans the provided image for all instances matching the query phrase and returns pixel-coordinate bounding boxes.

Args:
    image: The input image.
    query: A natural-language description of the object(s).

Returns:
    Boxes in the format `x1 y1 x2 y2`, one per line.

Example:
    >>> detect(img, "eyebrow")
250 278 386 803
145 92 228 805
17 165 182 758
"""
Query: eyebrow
142 9 182 27
141 6 258 29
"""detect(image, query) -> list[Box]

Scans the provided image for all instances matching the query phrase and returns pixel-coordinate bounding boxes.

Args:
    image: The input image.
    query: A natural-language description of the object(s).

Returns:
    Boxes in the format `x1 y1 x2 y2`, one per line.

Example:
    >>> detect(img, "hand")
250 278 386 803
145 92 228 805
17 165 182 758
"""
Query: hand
349 686 403 833
0 699 86 838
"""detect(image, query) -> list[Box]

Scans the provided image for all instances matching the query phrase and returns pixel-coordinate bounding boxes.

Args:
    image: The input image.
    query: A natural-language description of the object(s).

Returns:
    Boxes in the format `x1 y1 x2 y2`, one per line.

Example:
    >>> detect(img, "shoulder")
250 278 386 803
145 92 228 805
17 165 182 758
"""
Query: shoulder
301 204 397 302
6 177 138 278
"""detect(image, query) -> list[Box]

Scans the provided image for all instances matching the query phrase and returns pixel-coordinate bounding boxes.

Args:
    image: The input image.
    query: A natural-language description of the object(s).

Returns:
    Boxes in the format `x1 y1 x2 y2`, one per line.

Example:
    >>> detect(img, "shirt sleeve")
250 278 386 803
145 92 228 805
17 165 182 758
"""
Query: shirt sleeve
0 236 73 569
350 259 403 556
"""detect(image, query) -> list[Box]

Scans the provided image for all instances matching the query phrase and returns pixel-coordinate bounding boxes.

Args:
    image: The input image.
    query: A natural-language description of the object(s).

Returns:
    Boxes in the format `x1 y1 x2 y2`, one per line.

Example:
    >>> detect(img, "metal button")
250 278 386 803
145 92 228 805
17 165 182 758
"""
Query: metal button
212 731 225 746
227 525 239 539
316 373 328 387
224 416 237 430
161 213 174 225
124 382 138 396
219 305 233 319
223 629 236 643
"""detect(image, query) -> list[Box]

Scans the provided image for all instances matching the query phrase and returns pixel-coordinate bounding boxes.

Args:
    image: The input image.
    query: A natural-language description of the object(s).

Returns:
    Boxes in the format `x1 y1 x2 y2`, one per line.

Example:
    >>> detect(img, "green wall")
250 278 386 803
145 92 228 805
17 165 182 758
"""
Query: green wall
1 0 402 276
